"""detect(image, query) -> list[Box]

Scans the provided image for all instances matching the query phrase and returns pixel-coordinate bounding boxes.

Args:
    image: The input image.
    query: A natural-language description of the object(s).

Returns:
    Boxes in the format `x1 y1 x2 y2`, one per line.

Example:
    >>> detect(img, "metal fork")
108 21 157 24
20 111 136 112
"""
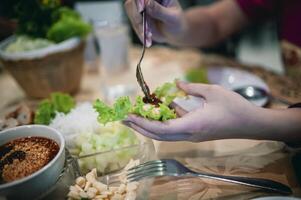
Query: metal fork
127 159 292 195
136 4 152 102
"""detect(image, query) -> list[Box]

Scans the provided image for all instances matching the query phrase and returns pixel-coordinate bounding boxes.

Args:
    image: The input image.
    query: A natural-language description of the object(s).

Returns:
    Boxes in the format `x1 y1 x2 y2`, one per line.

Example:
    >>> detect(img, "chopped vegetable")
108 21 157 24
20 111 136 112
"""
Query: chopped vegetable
154 80 186 105
34 92 75 125
49 102 139 174
131 96 176 121
74 123 139 174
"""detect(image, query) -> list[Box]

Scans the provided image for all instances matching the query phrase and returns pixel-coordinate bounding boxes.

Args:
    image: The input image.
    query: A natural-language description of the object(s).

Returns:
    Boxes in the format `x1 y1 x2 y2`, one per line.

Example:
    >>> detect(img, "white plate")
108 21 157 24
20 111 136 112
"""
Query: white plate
207 66 270 107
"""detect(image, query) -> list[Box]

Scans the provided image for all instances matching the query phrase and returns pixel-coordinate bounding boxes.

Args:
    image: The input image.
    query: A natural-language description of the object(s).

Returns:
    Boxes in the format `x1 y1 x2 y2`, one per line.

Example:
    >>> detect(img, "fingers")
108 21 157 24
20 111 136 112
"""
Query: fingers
147 17 166 43
169 102 187 117
123 121 163 140
136 0 144 12
125 0 153 47
176 81 221 101
145 0 175 23
123 121 191 141
125 0 144 43
125 114 192 135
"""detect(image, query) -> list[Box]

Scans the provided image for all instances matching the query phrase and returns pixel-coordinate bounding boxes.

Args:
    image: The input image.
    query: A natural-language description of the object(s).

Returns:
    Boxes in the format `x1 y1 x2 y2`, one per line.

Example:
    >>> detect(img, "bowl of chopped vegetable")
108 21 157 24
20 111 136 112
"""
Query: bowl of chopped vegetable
32 92 156 175
0 2 91 98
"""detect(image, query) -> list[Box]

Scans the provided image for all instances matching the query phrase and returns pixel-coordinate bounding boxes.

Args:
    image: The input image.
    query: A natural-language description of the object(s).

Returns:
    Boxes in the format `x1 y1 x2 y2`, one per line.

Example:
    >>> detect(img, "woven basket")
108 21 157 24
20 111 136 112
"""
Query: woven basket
0 37 85 98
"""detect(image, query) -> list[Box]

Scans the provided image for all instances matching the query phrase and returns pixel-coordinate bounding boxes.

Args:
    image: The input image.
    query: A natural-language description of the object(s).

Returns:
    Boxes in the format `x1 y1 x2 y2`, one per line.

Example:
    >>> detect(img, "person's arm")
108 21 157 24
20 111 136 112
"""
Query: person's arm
124 0 249 47
176 0 249 47
247 107 301 142
123 82 301 143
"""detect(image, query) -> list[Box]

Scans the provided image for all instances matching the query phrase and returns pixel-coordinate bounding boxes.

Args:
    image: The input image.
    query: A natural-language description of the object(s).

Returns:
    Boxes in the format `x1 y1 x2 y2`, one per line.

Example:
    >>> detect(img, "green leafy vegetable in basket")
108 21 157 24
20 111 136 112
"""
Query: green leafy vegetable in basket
3 0 91 43
34 92 75 125
47 7 91 43
94 81 185 125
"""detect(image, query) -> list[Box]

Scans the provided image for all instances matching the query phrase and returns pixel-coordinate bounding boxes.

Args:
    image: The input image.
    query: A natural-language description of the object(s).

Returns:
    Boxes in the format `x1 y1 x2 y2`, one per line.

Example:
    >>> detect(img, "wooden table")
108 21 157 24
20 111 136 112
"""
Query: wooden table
0 46 300 199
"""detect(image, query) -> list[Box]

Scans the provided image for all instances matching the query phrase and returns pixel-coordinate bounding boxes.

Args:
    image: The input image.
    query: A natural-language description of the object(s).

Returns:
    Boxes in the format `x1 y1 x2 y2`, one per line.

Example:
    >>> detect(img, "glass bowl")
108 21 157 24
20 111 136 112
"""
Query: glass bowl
40 134 156 200
72 132 156 175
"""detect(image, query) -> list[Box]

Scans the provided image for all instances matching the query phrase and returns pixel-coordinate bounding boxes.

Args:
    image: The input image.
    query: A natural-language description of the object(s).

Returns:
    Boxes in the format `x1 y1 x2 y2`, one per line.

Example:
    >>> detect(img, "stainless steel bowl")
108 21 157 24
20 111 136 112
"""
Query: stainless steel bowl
0 125 65 200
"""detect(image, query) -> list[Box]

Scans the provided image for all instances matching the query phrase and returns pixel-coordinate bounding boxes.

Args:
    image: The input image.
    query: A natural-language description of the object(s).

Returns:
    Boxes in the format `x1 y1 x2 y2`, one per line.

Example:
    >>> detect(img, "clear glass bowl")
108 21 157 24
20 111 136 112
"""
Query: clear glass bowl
39 136 156 200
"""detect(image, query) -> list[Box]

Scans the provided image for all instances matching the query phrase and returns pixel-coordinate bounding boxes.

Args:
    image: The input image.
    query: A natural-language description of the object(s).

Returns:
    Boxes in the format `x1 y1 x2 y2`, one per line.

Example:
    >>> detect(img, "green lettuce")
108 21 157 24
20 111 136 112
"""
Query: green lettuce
51 92 75 114
47 7 91 43
185 67 209 83
154 80 186 105
94 81 185 125
93 96 132 125
34 92 75 125
34 100 55 125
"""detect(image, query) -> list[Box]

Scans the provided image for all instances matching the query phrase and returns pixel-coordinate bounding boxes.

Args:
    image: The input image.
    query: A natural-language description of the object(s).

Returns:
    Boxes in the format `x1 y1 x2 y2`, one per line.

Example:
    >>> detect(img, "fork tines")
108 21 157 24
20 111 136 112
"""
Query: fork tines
127 160 167 182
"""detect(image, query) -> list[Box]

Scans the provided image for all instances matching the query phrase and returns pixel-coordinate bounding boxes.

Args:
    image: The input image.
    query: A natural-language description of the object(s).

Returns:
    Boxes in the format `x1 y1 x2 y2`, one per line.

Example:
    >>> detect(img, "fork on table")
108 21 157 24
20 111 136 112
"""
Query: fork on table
122 159 292 195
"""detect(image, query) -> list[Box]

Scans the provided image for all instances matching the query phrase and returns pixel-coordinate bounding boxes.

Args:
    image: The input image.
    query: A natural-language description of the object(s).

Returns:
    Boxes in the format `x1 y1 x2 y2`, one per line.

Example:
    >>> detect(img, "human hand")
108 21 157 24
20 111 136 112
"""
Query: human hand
123 82 263 142
124 0 185 47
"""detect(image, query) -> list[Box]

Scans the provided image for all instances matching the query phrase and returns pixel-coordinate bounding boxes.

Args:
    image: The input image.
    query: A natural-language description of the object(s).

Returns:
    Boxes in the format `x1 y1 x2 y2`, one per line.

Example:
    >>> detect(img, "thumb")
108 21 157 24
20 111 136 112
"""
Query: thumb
136 0 145 12
177 81 214 100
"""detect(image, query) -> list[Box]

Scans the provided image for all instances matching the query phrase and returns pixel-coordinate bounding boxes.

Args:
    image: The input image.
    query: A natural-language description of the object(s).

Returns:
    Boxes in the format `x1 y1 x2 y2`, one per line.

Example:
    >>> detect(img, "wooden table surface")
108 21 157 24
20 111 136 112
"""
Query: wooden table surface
0 46 300 199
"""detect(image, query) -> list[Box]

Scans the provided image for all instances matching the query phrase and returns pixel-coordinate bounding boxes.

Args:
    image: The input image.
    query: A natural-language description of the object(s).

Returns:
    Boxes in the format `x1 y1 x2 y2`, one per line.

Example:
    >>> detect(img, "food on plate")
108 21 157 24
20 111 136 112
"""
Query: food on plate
0 104 34 131
94 81 185 124
185 67 209 83
0 136 59 183
49 102 139 174
67 159 140 200
34 92 75 125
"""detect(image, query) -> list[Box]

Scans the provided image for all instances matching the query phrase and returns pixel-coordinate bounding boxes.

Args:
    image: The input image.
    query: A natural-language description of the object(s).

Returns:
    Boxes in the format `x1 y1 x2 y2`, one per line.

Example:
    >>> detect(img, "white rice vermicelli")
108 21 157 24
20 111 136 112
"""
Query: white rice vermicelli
50 102 100 147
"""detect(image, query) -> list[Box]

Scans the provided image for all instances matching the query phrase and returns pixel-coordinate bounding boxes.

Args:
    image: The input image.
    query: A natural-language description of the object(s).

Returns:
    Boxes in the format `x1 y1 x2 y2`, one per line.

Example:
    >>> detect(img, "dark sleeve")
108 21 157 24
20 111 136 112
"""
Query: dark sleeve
285 102 301 148
288 103 301 109
235 0 282 21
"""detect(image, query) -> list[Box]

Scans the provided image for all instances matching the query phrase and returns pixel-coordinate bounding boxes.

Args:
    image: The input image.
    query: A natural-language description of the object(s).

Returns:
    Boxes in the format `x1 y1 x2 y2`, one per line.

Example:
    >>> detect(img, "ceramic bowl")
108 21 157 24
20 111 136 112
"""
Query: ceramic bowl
0 125 65 200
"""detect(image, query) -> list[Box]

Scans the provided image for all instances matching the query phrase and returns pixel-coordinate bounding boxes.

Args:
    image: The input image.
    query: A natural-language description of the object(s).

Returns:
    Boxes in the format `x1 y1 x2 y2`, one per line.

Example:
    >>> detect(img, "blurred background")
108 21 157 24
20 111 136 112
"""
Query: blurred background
0 0 272 57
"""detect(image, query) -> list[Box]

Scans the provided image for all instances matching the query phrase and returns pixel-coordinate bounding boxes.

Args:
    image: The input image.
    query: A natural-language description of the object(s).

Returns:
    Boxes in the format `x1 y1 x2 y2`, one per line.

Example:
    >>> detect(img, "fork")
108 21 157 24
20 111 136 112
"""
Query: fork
126 159 292 195
136 2 152 102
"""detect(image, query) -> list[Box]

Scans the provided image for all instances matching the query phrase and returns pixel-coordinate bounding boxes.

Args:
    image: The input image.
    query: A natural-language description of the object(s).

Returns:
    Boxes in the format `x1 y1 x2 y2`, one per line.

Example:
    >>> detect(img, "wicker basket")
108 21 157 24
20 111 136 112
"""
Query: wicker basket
0 37 85 98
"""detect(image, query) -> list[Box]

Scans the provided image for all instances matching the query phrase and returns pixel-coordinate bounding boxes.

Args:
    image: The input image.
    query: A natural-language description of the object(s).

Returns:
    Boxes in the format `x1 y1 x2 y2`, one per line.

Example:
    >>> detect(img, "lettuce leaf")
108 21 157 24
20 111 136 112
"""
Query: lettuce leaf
154 80 186 105
51 92 75 114
34 100 55 125
34 92 75 125
93 81 182 125
94 96 132 125
47 7 91 43
185 68 209 83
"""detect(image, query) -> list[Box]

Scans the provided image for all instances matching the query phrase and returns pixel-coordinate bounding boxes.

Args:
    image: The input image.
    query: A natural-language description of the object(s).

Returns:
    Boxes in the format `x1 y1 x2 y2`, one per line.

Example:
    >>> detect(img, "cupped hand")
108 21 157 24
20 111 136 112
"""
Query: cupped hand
123 82 262 142
124 0 185 47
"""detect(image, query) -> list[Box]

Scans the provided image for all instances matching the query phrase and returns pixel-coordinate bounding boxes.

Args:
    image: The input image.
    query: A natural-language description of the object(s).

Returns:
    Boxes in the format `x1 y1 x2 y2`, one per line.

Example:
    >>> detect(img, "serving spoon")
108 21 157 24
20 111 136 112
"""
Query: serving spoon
234 86 292 106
